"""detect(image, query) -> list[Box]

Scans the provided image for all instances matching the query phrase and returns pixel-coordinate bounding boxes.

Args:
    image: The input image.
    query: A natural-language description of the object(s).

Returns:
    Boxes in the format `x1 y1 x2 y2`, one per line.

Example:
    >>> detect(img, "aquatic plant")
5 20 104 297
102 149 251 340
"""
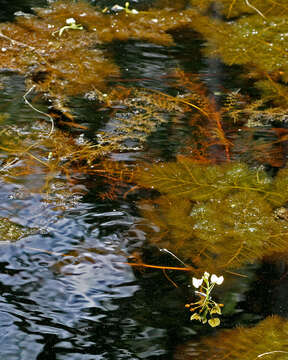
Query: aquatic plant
188 0 288 18
0 0 201 100
52 17 84 37
0 81 183 200
136 158 288 204
175 315 288 359
0 0 286 125
0 217 38 242
135 159 288 272
186 271 224 327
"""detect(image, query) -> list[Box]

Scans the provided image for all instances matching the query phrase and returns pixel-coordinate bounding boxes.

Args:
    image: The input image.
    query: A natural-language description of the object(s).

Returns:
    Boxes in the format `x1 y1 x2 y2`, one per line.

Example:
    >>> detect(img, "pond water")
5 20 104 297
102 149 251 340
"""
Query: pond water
0 1 288 359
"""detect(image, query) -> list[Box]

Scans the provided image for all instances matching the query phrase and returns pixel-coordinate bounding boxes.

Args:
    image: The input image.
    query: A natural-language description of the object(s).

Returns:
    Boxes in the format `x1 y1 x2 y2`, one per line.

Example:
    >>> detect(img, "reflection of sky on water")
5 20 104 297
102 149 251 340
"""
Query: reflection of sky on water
0 176 169 359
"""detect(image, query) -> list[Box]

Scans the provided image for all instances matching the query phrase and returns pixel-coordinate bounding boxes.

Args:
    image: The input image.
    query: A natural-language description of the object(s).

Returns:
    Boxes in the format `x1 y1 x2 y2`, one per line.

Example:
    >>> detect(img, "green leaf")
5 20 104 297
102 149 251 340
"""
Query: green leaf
208 318 220 327
210 305 221 315
190 313 202 321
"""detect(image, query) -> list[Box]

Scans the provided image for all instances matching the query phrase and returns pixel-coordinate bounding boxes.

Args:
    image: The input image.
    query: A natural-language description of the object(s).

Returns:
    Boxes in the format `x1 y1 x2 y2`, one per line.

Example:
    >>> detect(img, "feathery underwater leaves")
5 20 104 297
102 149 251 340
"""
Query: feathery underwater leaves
136 160 288 271
135 158 288 205
188 0 288 18
190 191 288 269
175 316 288 360
138 191 288 271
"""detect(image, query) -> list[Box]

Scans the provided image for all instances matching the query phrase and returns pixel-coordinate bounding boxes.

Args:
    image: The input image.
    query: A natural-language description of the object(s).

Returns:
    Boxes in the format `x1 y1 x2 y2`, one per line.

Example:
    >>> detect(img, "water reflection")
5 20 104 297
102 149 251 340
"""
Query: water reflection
0 181 175 359
0 0 47 22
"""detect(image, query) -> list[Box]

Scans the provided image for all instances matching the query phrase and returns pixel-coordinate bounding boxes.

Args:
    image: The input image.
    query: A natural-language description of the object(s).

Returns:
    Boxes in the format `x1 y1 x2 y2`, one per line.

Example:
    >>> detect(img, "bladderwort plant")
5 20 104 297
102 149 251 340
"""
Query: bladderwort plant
186 272 224 327
52 18 83 37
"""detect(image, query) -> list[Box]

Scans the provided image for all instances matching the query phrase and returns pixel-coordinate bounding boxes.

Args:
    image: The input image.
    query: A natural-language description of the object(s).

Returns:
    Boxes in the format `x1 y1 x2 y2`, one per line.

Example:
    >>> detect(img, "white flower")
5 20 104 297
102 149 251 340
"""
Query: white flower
111 5 124 11
66 18 76 25
192 277 203 288
204 272 210 279
211 274 224 285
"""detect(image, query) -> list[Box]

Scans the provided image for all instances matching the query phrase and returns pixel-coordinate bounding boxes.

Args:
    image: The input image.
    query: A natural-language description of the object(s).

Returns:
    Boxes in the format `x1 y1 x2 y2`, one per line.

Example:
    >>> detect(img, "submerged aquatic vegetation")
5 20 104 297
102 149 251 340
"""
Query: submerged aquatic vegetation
0 0 200 100
0 0 286 124
135 159 288 271
135 158 288 205
0 217 38 242
0 121 102 200
175 315 288 359
197 15 288 78
188 0 288 18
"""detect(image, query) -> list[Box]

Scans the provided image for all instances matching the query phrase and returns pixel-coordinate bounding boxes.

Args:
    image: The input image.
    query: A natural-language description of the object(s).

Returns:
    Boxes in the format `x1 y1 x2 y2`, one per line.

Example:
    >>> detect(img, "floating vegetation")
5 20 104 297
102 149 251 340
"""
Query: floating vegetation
135 159 288 205
0 0 200 100
0 0 286 125
175 316 288 359
197 15 288 77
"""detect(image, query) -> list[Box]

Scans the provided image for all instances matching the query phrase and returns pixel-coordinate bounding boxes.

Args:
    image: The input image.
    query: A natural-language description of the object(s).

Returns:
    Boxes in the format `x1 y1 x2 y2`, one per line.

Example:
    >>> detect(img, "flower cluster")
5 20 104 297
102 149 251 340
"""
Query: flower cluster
185 272 224 327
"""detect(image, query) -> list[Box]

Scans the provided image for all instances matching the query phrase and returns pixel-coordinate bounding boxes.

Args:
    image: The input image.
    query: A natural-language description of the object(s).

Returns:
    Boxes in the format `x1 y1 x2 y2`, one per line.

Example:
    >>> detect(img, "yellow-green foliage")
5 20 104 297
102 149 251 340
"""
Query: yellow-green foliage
136 158 288 205
184 12 288 106
175 316 288 359
194 15 288 73
136 159 288 272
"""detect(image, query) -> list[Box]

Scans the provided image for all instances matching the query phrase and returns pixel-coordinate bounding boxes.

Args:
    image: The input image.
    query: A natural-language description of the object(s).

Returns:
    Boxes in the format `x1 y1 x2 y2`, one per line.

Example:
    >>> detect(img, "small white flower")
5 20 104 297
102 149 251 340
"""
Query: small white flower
204 272 210 279
211 274 224 285
192 277 203 288
111 5 124 11
66 18 76 25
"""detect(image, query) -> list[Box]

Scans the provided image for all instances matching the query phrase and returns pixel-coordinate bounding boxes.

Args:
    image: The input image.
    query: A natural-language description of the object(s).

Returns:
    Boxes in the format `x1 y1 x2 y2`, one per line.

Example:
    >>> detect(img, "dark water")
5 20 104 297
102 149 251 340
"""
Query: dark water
0 1 286 359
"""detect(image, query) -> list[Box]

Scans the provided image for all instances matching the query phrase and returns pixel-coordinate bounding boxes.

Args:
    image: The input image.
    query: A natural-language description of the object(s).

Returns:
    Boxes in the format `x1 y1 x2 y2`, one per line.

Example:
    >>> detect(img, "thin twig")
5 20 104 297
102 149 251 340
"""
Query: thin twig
0 31 35 50
0 158 19 172
0 30 52 68
257 351 288 358
160 248 189 267
245 0 266 19
23 85 54 136
125 263 192 271
163 269 179 288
